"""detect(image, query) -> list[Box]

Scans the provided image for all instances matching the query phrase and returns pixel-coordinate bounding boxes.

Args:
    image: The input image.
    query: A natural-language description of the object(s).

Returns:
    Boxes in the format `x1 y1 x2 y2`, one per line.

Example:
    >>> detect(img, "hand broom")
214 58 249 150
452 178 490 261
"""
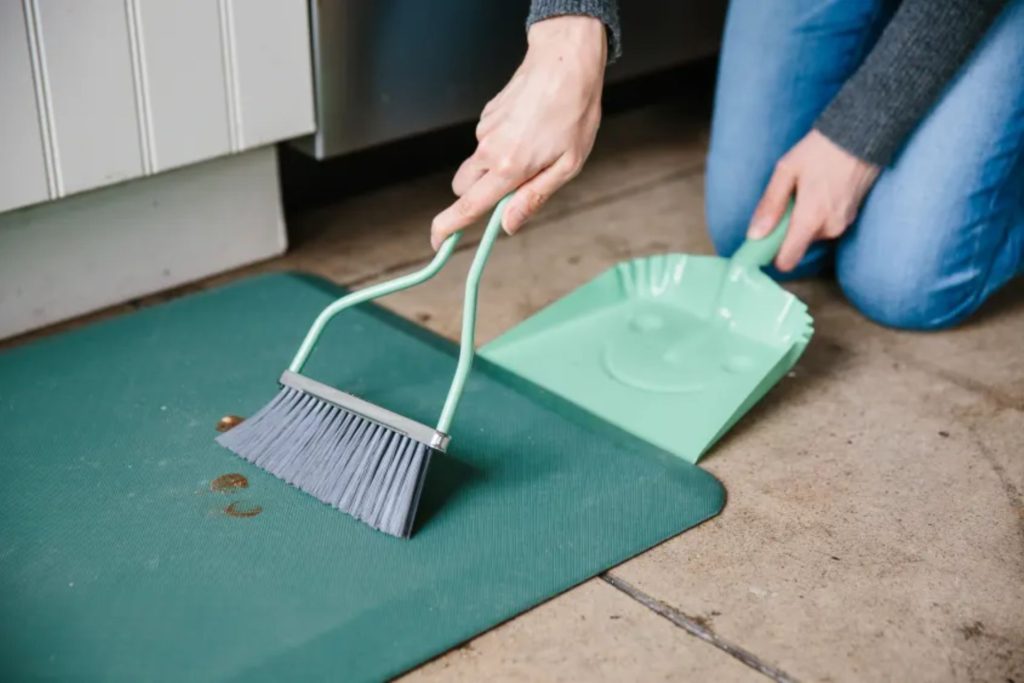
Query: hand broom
217 197 511 538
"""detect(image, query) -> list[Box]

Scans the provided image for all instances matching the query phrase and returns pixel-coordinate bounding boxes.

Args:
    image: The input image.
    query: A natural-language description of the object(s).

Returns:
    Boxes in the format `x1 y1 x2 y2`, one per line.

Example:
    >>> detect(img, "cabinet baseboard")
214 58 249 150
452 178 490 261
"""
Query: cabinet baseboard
0 145 286 340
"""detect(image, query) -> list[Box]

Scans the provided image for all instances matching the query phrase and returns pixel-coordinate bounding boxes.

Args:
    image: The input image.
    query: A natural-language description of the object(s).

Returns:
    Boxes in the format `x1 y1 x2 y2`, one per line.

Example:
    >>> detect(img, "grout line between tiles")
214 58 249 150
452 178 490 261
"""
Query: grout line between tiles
963 422 1024 547
344 161 706 288
600 573 801 683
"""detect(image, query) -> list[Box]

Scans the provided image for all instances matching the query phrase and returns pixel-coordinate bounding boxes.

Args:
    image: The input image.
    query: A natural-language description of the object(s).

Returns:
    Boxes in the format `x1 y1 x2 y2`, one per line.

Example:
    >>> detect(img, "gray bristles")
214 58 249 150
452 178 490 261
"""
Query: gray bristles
216 386 433 538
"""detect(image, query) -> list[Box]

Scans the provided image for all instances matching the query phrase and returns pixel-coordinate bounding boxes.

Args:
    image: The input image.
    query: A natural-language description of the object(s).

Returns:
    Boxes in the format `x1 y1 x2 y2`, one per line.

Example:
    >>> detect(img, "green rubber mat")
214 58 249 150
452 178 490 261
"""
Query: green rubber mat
0 273 724 682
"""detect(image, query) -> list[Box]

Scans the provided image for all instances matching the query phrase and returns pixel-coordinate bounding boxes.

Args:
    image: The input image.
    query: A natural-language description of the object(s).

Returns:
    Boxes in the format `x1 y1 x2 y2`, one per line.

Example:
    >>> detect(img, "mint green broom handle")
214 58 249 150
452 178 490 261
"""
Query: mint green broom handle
288 231 463 373
436 195 511 433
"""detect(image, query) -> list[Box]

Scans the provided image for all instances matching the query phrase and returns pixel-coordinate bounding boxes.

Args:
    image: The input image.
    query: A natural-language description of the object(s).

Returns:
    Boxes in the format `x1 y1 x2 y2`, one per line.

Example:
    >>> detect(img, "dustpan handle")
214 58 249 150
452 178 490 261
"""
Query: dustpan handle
436 195 512 433
730 201 793 269
288 222 466 373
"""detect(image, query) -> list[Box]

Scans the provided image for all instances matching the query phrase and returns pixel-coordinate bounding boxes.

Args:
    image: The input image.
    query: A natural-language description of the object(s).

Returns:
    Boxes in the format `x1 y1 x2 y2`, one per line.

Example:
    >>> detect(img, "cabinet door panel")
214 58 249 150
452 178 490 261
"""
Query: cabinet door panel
36 0 143 195
136 0 231 172
0 2 50 212
229 0 315 149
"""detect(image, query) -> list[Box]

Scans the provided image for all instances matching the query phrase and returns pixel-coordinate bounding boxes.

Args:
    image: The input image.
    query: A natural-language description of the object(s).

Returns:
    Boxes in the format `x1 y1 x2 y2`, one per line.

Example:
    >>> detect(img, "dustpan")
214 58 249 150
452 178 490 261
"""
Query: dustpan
480 209 813 463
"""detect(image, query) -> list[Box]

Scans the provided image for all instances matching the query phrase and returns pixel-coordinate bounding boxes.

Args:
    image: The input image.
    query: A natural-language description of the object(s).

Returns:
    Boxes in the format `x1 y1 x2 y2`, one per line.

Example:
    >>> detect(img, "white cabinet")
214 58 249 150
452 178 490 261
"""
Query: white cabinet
0 0 315 213
0 1 315 339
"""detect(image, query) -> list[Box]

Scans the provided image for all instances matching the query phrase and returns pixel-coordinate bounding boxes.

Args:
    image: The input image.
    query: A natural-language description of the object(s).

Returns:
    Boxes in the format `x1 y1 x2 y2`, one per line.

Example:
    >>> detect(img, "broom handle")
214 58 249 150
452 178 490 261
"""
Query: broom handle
436 195 512 433
288 231 464 373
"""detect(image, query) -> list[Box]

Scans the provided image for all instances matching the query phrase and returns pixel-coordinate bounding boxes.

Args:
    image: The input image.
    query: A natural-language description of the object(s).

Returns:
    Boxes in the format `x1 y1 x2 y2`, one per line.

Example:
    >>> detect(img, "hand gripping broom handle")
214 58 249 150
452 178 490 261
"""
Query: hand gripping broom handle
288 195 513 434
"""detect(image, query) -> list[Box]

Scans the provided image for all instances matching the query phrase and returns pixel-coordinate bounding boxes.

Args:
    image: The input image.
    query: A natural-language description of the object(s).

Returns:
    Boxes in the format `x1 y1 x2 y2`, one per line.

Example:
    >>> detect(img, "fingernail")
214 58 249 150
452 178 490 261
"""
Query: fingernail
505 208 527 234
748 216 773 238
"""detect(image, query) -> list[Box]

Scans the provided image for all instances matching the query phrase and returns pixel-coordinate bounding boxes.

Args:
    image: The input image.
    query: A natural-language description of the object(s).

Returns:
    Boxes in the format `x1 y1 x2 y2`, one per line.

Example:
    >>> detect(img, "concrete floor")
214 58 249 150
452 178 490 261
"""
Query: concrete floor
19 99 1024 681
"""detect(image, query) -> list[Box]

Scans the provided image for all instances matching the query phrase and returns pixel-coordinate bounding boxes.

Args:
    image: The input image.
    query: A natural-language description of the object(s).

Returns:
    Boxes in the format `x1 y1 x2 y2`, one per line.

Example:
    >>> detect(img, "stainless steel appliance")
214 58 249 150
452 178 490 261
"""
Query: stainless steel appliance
296 0 726 159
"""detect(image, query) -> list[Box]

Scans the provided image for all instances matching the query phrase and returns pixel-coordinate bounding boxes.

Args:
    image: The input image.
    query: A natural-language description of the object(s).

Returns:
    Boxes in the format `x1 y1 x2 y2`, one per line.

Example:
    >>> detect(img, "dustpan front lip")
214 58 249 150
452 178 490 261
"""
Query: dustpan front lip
279 370 449 451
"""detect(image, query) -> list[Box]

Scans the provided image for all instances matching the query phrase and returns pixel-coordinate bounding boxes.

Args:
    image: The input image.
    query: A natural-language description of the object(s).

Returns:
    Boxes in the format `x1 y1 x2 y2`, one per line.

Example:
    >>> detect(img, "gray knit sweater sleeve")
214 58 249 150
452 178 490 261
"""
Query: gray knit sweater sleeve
527 0 621 61
814 0 1007 166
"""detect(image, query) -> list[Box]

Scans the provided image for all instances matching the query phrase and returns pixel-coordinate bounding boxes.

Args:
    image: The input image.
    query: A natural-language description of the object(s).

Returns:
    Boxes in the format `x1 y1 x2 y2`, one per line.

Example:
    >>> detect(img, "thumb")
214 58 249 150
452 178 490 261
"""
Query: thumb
748 163 796 239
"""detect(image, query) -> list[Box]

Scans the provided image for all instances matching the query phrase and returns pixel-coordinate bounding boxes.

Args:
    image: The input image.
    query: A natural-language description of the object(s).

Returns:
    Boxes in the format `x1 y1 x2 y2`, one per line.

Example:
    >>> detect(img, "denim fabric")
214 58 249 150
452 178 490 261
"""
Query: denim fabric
706 0 1024 330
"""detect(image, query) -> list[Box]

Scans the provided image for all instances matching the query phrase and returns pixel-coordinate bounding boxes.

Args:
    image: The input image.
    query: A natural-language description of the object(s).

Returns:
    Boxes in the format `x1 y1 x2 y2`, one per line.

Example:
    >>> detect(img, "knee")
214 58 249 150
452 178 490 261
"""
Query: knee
835 185 1002 331
704 149 766 258
704 193 746 259
837 260 979 331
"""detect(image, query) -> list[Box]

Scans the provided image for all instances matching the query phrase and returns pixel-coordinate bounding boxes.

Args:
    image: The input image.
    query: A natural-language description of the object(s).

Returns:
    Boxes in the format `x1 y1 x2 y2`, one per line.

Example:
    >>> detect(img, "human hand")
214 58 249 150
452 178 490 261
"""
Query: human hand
748 130 881 271
430 16 607 249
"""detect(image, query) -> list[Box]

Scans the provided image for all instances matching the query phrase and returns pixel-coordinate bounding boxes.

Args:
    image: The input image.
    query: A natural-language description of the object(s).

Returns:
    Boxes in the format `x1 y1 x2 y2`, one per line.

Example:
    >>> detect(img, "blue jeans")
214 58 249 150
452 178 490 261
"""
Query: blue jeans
705 0 1024 330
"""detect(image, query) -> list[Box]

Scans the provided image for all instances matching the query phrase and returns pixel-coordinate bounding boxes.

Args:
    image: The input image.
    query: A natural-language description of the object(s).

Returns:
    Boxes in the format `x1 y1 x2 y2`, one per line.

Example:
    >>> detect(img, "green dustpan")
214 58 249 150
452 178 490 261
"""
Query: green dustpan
481 208 813 463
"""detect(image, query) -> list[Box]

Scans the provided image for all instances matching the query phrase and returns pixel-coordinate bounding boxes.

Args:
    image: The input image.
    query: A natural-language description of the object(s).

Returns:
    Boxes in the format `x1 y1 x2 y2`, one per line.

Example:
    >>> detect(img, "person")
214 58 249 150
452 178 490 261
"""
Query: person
431 0 1023 330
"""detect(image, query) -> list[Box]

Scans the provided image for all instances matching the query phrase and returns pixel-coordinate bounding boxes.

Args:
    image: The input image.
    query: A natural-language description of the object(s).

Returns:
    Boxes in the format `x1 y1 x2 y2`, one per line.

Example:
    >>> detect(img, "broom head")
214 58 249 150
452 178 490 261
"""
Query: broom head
216 371 448 538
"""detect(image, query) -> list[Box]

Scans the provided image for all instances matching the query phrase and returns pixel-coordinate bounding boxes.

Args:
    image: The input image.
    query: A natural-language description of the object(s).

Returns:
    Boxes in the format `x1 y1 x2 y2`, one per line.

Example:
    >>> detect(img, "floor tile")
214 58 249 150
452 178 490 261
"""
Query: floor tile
613 285 1024 683
789 280 1024 410
400 578 760 683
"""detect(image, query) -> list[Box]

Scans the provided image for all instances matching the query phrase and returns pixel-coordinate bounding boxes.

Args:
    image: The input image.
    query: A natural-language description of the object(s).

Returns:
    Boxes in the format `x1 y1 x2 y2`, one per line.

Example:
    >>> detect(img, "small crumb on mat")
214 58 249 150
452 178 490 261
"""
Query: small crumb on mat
224 501 262 518
211 473 248 492
216 415 245 432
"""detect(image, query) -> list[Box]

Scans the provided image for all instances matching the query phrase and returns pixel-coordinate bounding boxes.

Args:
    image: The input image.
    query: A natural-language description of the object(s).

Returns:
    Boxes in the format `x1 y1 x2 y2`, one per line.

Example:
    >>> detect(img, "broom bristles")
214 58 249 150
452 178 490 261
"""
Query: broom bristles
217 386 434 538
